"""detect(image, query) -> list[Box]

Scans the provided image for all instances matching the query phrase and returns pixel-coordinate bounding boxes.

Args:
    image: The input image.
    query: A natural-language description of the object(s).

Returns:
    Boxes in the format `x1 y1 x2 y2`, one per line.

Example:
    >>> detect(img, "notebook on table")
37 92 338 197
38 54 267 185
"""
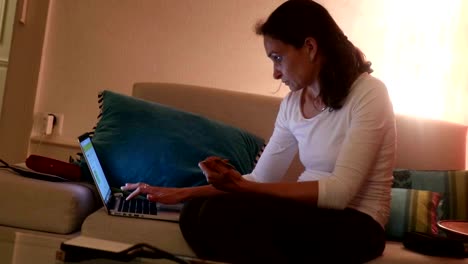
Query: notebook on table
78 133 181 222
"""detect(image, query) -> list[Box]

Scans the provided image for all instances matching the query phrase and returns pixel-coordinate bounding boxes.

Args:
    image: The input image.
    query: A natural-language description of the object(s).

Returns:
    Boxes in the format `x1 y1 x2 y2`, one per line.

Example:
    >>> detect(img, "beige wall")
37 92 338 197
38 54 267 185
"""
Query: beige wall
35 0 286 143
4 0 289 162
1 0 467 163
30 0 389 161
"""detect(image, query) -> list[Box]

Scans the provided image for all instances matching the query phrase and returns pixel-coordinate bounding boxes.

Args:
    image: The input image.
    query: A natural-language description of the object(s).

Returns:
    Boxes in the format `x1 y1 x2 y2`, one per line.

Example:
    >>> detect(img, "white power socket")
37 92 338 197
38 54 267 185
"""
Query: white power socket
34 112 64 136
51 113 64 136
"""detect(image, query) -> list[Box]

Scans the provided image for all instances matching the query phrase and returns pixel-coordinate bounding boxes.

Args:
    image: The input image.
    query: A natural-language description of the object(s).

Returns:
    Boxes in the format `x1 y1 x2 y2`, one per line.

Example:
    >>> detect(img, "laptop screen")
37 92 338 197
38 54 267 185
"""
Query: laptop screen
79 136 112 205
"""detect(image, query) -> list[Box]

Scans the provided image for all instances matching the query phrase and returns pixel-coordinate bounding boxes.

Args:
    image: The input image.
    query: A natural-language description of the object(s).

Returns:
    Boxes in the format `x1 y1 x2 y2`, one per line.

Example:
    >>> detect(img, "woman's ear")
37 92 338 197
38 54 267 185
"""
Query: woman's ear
304 37 318 62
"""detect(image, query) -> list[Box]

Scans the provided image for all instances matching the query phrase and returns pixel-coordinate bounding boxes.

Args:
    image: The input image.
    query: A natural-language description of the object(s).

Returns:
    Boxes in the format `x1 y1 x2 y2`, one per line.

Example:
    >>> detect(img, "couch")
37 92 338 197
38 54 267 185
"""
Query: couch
0 82 467 264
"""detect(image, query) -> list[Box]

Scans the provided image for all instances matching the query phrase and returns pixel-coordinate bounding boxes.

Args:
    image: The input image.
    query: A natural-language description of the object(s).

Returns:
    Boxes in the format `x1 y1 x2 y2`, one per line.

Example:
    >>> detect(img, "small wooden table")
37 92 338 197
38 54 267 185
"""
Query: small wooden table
437 220 468 242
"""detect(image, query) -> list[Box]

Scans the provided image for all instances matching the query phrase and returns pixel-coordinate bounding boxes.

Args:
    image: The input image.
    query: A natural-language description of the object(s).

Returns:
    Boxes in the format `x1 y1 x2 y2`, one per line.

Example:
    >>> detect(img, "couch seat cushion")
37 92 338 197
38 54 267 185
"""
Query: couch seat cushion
0 169 99 234
81 208 194 257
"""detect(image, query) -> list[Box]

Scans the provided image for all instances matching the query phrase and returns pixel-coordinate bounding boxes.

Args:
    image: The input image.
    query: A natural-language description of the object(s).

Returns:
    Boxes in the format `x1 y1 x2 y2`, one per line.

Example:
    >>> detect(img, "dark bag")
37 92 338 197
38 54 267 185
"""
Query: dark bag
403 231 467 258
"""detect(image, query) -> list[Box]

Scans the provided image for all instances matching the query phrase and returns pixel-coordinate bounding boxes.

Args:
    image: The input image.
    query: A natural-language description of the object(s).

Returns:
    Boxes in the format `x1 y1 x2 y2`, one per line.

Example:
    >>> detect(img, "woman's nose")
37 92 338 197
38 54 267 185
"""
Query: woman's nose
273 68 282 79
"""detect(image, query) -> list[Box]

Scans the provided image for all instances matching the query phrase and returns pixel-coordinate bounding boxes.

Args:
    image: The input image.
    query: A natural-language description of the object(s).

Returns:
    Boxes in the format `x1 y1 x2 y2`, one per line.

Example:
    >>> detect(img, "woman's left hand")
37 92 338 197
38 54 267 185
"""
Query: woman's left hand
198 156 247 192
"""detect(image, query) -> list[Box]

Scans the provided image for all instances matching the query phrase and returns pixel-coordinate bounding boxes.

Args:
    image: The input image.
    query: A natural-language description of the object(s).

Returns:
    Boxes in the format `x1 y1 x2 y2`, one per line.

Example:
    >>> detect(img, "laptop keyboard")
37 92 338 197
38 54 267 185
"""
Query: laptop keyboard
119 198 158 215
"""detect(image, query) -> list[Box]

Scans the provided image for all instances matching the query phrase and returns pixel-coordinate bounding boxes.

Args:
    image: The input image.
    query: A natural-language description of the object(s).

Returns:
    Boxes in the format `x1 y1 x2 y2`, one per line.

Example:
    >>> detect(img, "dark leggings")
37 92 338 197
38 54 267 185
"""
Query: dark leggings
179 193 386 264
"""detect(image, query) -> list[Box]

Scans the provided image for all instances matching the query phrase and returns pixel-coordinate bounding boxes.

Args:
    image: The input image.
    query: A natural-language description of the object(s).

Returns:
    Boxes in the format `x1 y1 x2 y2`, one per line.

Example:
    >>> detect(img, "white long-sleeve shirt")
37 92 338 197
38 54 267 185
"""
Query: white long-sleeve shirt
244 73 396 228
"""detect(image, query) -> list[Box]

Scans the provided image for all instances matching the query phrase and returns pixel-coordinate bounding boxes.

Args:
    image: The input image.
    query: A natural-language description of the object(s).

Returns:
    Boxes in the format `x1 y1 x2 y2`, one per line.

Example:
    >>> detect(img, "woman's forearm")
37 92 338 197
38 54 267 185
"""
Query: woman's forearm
182 184 226 200
241 180 319 206
180 178 318 206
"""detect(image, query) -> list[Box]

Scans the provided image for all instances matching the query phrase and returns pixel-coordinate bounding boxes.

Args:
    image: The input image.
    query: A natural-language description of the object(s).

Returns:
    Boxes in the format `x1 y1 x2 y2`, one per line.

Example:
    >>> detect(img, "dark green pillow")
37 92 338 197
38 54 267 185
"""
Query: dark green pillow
80 90 265 188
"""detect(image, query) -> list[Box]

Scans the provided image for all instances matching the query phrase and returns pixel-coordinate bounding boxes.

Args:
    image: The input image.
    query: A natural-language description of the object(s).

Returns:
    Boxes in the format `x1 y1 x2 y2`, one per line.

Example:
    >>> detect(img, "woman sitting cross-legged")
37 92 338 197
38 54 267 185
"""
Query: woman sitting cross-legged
122 1 395 263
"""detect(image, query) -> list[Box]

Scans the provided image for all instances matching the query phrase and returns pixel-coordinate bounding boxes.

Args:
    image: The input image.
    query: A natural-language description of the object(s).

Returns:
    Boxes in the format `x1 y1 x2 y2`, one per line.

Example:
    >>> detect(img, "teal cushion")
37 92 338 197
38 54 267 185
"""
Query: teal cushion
386 188 443 240
79 90 265 188
393 169 468 220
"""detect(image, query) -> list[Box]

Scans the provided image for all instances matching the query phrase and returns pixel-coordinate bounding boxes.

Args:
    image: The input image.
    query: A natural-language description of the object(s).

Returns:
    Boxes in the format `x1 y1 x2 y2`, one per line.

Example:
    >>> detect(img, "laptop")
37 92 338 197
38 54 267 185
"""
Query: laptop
78 133 181 222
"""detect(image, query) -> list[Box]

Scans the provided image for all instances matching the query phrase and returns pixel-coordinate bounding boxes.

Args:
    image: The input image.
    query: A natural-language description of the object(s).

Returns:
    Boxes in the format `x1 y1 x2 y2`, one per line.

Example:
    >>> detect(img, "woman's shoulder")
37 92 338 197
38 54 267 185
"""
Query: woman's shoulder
348 73 390 101
344 73 393 111
351 73 387 93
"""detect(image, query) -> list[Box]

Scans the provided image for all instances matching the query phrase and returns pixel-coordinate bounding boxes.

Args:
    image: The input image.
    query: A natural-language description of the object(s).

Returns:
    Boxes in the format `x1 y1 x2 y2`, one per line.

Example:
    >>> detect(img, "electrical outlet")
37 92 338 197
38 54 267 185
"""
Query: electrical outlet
32 112 48 136
33 112 65 136
49 112 64 136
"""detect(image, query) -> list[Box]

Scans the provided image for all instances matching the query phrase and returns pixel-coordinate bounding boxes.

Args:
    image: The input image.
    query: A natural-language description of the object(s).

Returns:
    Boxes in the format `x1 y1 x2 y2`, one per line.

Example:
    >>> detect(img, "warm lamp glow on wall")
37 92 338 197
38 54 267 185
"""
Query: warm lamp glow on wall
342 0 468 168
370 0 468 126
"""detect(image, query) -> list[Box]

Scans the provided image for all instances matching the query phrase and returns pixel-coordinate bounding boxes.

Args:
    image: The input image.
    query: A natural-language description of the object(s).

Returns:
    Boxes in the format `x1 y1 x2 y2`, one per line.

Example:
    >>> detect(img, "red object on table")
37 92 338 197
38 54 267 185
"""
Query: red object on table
25 155 81 181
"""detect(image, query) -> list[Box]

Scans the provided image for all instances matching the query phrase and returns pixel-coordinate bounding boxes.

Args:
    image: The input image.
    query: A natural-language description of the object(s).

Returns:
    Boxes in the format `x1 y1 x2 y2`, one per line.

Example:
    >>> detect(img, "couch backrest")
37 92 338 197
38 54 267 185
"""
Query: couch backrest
133 82 467 177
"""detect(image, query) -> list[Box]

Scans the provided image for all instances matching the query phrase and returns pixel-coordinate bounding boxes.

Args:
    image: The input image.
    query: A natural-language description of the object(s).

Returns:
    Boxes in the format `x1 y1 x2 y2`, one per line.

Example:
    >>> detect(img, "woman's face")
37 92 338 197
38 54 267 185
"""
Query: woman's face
263 35 319 92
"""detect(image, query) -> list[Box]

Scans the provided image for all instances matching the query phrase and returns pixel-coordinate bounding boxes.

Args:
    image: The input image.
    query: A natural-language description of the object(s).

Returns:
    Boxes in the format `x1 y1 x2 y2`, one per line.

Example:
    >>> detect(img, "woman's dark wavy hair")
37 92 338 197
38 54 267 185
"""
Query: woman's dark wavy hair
256 0 372 110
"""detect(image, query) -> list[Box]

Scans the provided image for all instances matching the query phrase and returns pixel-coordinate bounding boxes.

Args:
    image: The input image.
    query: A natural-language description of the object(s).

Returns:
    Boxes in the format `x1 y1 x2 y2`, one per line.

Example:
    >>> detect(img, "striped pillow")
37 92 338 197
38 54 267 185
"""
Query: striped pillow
386 188 443 240
393 169 468 220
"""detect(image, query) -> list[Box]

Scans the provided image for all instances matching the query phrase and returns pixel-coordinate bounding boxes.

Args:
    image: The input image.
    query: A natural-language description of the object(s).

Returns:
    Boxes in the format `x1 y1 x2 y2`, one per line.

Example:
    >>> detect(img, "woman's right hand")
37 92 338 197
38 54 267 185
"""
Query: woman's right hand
121 183 188 204
198 156 246 192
